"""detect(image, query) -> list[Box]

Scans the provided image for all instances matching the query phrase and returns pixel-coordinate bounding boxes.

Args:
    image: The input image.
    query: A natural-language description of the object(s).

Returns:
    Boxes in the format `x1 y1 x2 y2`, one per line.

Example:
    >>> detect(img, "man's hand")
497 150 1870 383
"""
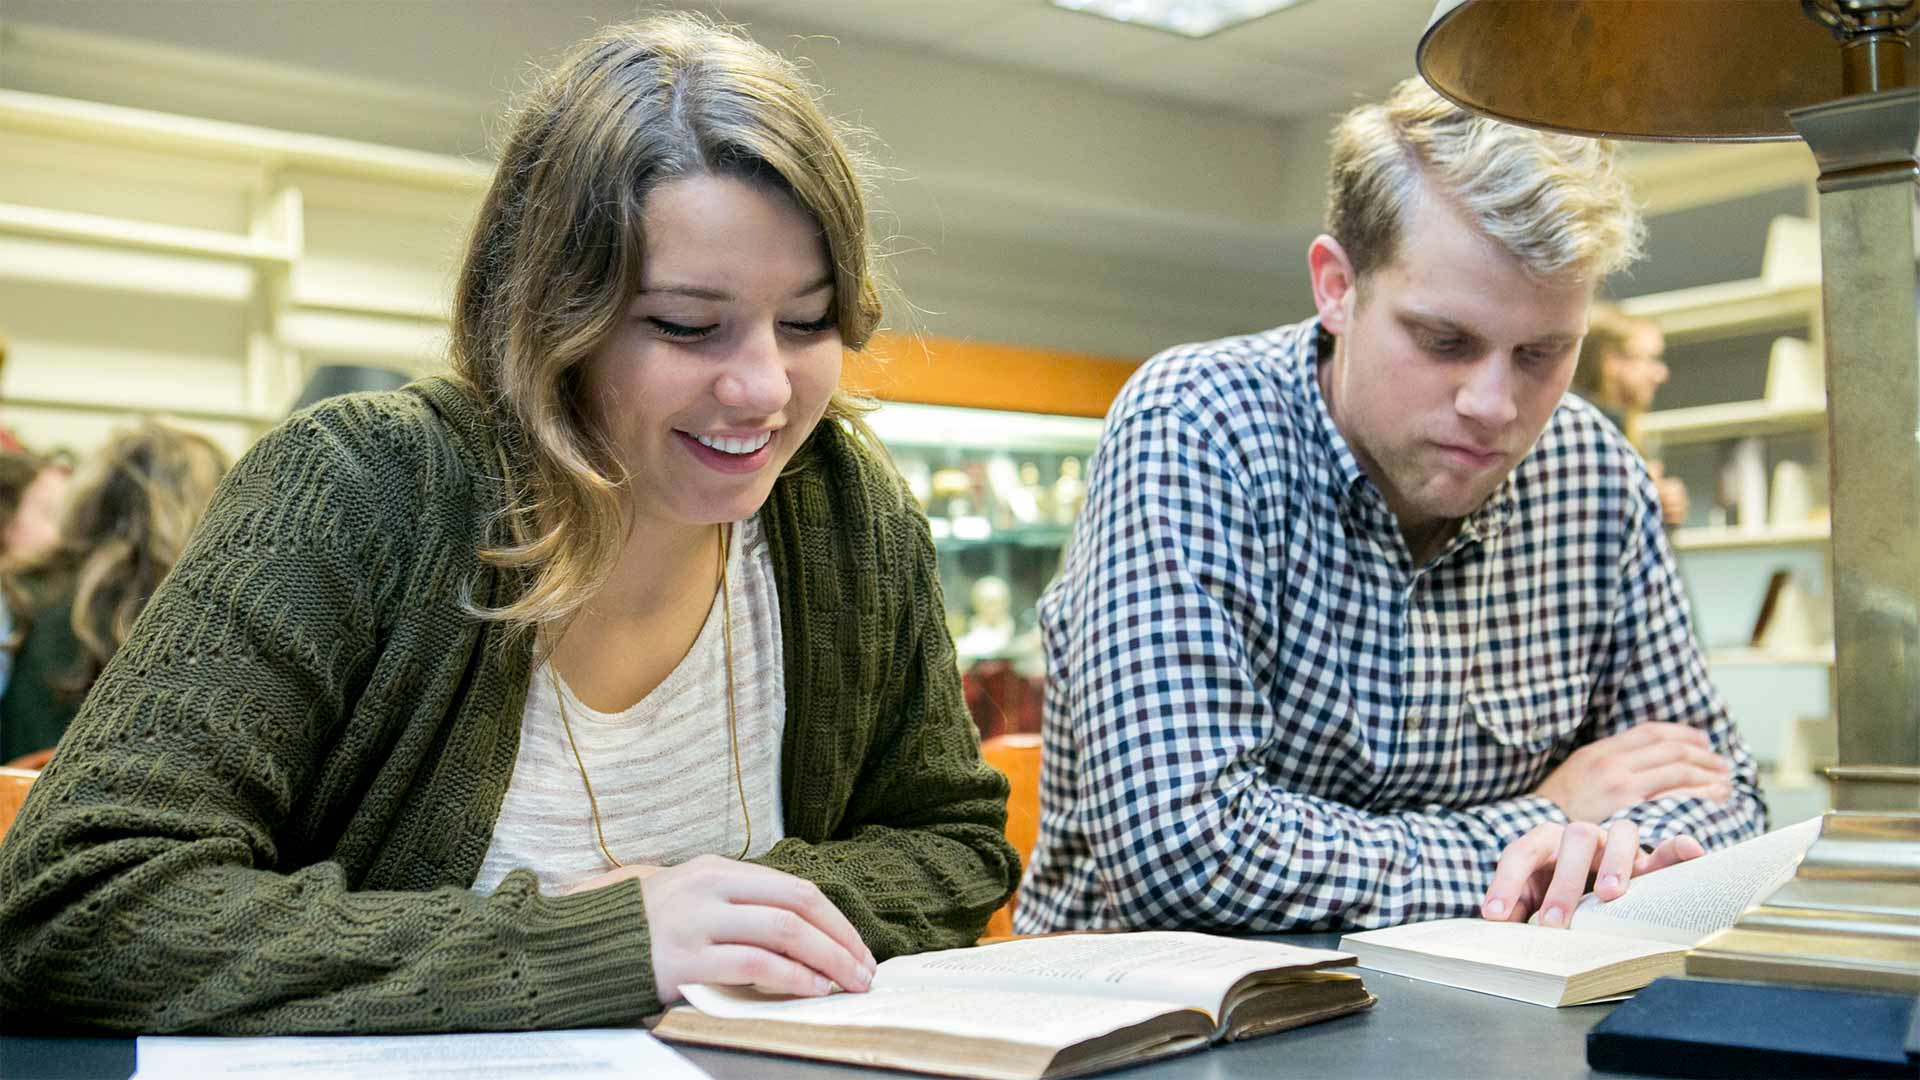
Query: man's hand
1482 821 1705 926
632 855 877 1006
1533 721 1731 823
1648 461 1689 527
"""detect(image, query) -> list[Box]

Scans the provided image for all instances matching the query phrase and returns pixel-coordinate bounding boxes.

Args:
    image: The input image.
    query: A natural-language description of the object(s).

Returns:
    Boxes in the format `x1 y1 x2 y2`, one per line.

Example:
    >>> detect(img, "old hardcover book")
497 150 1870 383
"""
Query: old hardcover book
1338 817 1823 1007
651 931 1374 1079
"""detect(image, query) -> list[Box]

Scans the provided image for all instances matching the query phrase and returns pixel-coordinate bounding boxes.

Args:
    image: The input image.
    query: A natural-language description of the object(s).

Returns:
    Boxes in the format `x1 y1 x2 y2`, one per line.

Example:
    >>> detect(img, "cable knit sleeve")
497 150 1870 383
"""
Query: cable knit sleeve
0 406 656 1033
754 427 1018 958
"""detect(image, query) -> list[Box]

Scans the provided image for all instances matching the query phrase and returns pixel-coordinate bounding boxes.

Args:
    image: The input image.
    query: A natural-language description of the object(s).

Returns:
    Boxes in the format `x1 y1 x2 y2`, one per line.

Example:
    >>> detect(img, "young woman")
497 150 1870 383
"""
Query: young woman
0 424 226 764
0 15 1015 1033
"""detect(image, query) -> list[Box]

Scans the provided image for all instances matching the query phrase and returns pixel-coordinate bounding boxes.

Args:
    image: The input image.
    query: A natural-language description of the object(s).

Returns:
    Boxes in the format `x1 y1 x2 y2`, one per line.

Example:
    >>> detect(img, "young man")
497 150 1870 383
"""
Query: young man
1018 79 1764 935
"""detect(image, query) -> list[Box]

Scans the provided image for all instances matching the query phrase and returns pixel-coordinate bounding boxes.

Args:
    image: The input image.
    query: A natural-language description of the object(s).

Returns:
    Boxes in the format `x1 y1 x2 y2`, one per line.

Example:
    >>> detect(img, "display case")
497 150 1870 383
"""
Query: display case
865 401 1104 739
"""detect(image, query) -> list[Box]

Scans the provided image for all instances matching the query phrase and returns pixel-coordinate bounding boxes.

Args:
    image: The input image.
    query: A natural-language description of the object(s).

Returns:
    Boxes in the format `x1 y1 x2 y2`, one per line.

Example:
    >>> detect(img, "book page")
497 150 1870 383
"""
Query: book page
1570 817 1823 947
1343 919 1676 978
870 932 1351 1016
134 1030 707 1079
678 984 1186 1049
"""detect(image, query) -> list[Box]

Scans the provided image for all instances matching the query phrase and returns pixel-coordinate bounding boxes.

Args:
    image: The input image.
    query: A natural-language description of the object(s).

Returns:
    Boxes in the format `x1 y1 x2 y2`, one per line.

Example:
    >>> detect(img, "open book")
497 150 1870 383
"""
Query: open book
651 931 1375 1080
1337 817 1823 1007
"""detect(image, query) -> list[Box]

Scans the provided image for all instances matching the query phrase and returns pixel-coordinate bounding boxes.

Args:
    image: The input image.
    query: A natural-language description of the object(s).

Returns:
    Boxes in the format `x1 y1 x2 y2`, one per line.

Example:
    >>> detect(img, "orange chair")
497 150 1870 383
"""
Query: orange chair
4 748 53 771
980 733 1042 939
0 767 37 845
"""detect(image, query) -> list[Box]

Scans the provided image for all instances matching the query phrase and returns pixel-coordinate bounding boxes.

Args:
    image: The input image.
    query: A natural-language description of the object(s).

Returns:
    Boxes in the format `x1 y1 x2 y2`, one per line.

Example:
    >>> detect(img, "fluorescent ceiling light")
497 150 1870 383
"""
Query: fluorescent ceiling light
1049 0 1312 38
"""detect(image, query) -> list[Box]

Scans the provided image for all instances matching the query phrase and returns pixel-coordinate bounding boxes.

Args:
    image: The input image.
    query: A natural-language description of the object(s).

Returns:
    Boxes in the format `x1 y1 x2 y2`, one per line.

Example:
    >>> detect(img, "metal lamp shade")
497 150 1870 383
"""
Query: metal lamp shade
1416 0 1909 141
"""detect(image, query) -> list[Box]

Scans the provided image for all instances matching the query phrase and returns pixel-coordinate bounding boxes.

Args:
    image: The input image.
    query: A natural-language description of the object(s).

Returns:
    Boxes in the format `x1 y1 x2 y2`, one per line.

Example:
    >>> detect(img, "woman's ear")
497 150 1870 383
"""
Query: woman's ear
1307 234 1359 336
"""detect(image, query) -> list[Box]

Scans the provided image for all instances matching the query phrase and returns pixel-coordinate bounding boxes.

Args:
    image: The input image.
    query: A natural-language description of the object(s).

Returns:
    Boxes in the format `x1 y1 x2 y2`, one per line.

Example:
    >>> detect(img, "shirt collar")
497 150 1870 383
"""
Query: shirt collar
1296 318 1517 548
1297 322 1371 509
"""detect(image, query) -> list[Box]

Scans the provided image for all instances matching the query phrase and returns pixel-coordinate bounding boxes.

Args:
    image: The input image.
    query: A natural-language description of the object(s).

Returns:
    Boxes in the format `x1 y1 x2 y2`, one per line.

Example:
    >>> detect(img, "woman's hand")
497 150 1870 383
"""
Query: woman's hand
615 855 877 1005
563 864 669 893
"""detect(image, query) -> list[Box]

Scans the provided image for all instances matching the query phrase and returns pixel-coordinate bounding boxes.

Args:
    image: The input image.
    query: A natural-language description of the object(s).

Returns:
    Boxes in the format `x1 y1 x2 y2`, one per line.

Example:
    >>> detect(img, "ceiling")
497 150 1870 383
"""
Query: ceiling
706 0 1440 120
0 1 1808 359
2 0 1441 123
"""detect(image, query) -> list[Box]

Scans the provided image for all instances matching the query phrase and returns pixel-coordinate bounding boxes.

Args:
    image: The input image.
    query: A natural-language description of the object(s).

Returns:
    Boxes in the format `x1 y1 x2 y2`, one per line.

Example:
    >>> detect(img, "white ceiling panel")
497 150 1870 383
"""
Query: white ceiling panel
1118 39 1348 116
722 0 1032 46
939 7 1168 77
1208 0 1437 65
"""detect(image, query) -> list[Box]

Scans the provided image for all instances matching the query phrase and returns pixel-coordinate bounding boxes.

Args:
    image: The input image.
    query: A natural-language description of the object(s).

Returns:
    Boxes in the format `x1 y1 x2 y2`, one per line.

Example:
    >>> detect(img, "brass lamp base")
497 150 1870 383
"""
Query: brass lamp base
1687 811 1920 993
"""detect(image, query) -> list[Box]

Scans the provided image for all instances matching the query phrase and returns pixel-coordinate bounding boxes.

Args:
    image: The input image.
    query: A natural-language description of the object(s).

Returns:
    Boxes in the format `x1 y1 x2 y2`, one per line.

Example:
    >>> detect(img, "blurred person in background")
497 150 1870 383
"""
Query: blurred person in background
0 334 30 454
0 450 71 704
0 422 226 765
1573 304 1688 526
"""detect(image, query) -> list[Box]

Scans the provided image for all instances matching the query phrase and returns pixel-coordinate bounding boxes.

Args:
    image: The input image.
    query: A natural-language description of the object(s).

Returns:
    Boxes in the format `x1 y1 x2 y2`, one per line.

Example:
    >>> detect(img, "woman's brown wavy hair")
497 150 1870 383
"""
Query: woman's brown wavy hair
451 13 886 631
3 422 227 698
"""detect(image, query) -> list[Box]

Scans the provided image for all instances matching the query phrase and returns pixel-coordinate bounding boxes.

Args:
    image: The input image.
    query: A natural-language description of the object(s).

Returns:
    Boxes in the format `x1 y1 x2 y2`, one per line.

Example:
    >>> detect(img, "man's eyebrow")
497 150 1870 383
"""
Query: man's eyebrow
1397 312 1476 337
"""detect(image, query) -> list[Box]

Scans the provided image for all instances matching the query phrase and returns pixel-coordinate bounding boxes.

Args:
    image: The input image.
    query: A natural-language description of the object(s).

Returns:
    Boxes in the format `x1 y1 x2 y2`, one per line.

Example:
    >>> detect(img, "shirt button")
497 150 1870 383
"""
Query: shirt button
1405 711 1423 729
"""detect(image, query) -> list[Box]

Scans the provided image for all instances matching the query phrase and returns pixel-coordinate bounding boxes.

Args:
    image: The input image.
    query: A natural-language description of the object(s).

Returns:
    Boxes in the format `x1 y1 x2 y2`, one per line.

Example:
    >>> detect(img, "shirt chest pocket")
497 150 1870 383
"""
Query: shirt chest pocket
1466 673 1592 756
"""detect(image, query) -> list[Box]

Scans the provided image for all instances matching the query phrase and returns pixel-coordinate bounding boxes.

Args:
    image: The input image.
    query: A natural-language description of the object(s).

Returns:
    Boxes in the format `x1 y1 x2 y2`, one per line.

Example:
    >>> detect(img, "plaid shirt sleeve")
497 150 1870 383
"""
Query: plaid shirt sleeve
1596 471 1766 847
1036 398 1567 932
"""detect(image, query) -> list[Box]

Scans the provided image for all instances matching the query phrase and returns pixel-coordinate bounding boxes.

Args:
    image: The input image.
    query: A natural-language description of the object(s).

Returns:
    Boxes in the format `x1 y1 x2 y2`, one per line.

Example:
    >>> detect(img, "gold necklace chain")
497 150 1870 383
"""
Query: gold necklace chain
551 521 751 866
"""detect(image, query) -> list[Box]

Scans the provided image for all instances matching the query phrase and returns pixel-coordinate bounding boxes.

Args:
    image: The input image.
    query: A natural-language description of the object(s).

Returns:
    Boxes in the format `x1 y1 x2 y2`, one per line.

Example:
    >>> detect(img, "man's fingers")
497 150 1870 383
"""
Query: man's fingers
1632 761 1735 802
1592 820 1640 901
1483 825 1560 921
1634 835 1707 876
1652 782 1736 806
1621 739 1730 776
707 904 873 993
1537 823 1603 927
1603 721 1710 753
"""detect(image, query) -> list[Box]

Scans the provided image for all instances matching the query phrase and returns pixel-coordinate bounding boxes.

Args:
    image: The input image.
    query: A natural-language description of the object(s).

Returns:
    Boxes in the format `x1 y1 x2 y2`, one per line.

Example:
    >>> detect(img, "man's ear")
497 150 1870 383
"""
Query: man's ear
1307 234 1359 336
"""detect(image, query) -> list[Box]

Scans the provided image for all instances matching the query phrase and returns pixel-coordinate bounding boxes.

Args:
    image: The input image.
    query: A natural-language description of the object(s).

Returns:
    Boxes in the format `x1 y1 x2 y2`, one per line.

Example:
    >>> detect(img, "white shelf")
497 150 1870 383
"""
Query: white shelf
0 202 293 266
0 393 276 427
1709 646 1834 668
0 233 257 304
1619 277 1820 343
1670 522 1830 551
1638 399 1827 445
0 89 491 190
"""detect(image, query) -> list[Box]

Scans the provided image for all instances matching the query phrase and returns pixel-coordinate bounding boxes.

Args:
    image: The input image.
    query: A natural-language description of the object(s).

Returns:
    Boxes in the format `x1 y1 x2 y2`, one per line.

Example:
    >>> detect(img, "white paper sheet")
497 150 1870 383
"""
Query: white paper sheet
134 1028 709 1079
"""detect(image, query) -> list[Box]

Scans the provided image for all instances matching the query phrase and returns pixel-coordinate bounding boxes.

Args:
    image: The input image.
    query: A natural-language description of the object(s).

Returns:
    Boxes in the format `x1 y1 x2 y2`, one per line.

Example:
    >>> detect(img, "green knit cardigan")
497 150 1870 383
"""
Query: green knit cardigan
0 377 1016 1033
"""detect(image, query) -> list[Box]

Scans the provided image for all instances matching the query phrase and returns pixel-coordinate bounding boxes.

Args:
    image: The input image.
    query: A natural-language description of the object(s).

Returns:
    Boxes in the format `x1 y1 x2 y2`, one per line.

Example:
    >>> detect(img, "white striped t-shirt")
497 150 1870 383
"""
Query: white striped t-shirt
472 516 786 895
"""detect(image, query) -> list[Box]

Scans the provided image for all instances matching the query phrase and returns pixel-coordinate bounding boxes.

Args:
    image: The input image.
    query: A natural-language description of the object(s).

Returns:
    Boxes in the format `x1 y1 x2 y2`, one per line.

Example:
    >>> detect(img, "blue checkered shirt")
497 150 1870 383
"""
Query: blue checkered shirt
1016 319 1765 933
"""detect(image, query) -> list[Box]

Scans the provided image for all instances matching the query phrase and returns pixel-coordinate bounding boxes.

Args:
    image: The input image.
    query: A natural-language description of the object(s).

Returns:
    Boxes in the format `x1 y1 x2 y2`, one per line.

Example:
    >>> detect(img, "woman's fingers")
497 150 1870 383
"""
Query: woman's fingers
642 856 878 1006
687 858 877 970
704 901 874 993
694 943 842 998
1591 820 1641 901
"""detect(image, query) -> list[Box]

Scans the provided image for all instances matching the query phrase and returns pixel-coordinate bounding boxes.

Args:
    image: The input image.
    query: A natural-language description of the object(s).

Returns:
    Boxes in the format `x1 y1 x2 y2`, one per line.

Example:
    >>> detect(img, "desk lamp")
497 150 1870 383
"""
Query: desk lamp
1419 0 1918 1036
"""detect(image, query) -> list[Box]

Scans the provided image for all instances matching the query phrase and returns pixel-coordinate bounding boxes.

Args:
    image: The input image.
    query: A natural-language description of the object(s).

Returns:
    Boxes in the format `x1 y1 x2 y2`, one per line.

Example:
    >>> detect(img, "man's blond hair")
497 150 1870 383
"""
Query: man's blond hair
1327 78 1644 286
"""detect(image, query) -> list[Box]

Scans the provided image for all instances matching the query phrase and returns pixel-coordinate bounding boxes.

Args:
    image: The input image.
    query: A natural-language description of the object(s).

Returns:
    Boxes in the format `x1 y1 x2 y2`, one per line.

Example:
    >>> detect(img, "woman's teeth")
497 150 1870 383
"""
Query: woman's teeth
692 431 772 455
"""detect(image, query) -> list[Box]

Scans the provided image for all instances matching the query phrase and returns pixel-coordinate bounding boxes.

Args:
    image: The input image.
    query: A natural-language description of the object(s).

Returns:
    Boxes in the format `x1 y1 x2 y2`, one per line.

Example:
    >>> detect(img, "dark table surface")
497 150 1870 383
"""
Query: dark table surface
0 933 1646 1080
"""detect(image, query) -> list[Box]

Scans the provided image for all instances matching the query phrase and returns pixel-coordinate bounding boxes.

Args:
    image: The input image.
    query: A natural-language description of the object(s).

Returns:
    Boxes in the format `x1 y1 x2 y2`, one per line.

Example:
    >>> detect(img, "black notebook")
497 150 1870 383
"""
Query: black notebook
1587 976 1920 1079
